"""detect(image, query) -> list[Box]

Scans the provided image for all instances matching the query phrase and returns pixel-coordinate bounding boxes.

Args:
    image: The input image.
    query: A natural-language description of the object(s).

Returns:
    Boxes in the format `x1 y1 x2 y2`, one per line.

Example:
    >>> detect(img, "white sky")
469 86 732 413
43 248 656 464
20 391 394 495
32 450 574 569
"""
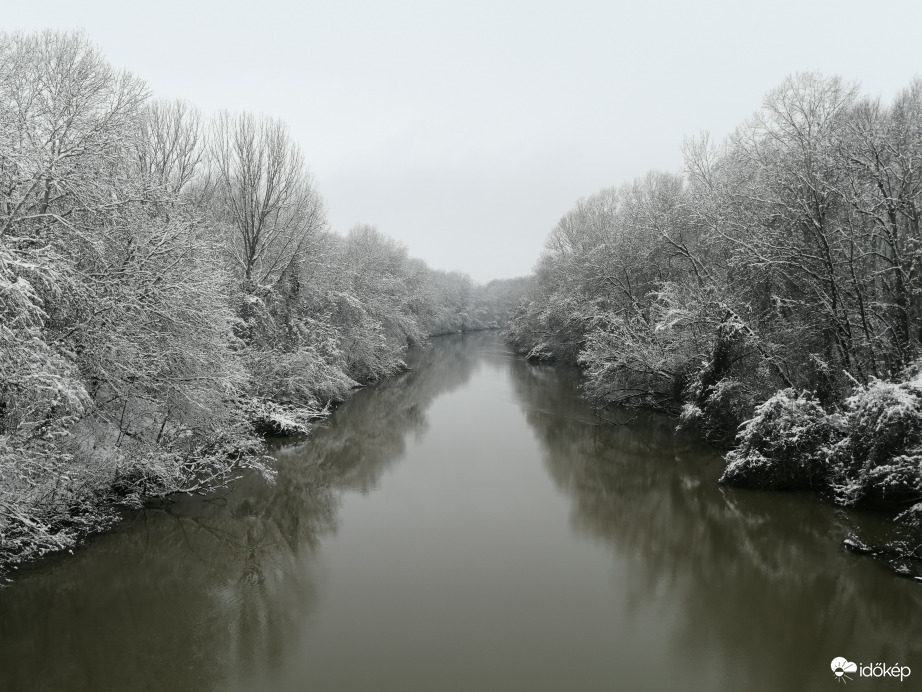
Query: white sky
4 1 922 282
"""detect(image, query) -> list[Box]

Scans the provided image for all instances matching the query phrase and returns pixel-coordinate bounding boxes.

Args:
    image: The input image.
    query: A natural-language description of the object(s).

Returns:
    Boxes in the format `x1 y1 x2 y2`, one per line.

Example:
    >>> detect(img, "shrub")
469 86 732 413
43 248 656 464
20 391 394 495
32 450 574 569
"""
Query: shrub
720 389 845 490
830 373 922 506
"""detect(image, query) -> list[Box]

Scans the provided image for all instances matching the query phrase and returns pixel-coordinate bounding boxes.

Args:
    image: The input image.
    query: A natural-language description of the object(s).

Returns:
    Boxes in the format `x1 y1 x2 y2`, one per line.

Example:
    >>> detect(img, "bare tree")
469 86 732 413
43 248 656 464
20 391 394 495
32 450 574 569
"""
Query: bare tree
208 112 326 288
135 99 204 198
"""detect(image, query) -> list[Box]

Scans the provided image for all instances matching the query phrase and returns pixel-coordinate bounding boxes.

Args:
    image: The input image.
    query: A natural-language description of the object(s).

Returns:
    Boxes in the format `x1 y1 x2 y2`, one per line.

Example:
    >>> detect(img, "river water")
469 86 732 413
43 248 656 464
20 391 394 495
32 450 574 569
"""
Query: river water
1 332 920 691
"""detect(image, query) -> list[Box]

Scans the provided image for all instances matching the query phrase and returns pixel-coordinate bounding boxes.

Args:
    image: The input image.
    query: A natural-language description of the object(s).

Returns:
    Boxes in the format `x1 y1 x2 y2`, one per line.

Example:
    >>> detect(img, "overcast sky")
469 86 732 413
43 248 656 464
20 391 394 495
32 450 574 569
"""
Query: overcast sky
5 1 922 282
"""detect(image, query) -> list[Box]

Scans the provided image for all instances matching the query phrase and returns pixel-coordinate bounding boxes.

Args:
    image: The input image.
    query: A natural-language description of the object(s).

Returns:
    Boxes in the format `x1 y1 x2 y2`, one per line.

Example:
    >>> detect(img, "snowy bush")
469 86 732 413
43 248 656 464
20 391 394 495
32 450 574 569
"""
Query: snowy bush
681 376 759 445
578 310 681 409
720 389 845 490
243 398 329 437
829 372 922 506
721 366 922 508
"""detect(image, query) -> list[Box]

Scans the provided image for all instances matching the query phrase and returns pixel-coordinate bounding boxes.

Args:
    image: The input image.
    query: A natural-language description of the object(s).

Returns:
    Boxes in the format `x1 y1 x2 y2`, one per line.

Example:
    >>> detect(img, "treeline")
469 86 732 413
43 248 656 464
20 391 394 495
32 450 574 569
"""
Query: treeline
508 73 922 536
0 30 522 575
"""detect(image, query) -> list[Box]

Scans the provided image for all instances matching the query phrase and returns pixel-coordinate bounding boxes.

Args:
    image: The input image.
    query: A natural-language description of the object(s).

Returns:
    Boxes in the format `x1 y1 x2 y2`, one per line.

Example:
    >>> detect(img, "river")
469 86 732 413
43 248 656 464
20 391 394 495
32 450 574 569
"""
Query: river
1 331 920 691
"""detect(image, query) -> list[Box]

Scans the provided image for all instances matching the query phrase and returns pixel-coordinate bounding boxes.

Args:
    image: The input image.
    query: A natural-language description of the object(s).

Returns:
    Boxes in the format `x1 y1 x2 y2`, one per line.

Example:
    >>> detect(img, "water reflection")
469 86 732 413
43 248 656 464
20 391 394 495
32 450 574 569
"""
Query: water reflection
0 334 483 692
508 359 922 690
1 333 920 692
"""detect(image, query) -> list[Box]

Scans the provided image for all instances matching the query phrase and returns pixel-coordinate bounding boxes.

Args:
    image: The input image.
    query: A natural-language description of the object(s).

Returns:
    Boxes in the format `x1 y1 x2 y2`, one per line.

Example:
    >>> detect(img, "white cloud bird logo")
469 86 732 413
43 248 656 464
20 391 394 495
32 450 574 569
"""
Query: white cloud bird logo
831 658 858 683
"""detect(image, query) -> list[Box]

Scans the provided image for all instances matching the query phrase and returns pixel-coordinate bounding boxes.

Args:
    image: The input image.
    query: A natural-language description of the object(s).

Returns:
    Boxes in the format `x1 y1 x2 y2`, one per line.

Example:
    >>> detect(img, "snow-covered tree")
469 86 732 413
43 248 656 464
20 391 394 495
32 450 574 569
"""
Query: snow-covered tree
208 111 326 289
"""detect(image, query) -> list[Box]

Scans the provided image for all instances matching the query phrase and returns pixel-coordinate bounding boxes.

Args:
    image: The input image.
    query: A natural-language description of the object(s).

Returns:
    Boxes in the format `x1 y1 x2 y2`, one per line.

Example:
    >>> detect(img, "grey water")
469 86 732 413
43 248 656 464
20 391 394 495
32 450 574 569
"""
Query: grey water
1 331 919 691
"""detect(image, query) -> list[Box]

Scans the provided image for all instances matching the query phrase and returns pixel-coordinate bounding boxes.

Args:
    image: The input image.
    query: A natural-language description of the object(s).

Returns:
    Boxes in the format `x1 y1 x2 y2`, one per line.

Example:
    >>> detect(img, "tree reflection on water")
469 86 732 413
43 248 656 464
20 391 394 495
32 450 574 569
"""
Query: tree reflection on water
508 358 922 691
0 334 482 692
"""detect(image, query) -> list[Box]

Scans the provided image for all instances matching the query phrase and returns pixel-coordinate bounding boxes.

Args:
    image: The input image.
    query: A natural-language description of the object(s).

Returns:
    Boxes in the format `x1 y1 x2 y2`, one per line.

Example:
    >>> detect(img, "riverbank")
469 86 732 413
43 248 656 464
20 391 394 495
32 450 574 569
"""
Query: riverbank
507 327 922 580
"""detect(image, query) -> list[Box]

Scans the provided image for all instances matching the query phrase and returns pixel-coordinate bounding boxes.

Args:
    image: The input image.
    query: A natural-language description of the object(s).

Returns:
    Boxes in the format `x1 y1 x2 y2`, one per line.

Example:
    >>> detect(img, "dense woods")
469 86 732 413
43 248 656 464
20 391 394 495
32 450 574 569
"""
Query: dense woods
508 73 922 547
0 30 524 576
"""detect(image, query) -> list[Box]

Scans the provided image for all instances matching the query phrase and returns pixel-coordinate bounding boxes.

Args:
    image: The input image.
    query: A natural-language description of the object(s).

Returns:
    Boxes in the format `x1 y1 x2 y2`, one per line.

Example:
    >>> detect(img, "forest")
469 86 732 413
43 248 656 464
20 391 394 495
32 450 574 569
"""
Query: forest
0 30 526 576
507 72 922 553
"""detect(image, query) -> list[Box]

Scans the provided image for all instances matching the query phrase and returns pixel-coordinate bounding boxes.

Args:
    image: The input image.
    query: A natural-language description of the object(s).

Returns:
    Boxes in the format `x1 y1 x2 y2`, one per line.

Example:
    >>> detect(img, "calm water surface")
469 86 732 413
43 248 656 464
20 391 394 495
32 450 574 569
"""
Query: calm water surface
1 332 920 691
